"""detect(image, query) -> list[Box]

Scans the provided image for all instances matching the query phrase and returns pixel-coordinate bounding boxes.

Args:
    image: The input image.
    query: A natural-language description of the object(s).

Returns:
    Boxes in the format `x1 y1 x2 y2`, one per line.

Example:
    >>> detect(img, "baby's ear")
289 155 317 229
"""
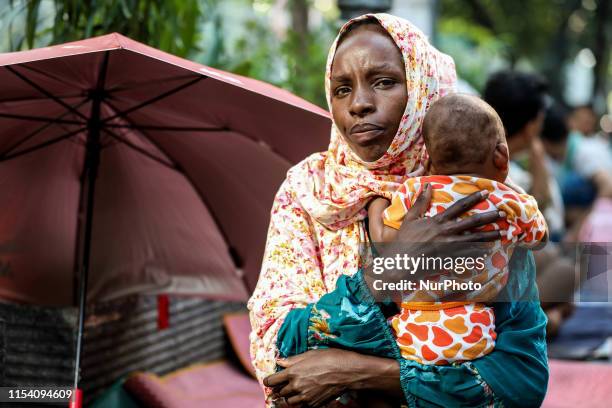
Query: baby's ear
493 142 509 171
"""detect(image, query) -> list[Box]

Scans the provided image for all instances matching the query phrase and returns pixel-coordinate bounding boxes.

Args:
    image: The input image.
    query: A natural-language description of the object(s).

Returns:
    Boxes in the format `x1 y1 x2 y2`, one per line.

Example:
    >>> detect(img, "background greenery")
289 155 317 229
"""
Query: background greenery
1 0 610 110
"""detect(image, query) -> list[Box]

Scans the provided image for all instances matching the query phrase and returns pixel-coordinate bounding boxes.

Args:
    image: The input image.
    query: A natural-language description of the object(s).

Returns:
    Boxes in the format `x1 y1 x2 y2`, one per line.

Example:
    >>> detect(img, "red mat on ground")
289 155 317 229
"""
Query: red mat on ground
543 359 612 408
125 361 263 408
223 312 257 378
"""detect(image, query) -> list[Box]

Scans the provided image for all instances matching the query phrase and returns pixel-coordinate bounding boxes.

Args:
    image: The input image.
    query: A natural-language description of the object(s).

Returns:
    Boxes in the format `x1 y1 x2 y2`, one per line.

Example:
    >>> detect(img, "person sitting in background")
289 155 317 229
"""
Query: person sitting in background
568 105 598 138
560 104 612 214
538 102 612 242
483 71 564 240
483 71 574 337
540 104 570 240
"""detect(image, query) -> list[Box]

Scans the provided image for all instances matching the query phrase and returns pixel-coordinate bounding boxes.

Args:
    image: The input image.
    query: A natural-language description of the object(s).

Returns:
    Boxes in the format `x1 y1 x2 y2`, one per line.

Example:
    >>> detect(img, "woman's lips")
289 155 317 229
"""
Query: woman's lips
350 124 385 144
350 123 382 133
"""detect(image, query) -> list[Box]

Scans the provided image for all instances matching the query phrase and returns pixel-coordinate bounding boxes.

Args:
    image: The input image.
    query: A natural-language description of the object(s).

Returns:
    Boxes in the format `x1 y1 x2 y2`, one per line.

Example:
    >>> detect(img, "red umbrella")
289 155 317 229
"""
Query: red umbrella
0 33 330 404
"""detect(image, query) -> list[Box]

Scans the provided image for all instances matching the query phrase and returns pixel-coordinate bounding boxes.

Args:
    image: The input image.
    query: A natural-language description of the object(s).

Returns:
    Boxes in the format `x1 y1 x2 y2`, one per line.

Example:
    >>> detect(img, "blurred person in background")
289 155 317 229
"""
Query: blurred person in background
537 102 612 241
559 104 612 228
568 105 598 138
484 71 575 338
483 71 563 239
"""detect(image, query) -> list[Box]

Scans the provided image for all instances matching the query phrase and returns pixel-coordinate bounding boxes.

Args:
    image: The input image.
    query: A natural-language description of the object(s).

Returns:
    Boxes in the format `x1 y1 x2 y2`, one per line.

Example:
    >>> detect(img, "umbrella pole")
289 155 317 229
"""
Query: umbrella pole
70 91 103 408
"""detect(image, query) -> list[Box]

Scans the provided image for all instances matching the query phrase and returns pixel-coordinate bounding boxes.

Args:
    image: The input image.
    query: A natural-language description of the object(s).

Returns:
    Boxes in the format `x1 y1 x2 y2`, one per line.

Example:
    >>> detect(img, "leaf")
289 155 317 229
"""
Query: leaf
25 0 41 49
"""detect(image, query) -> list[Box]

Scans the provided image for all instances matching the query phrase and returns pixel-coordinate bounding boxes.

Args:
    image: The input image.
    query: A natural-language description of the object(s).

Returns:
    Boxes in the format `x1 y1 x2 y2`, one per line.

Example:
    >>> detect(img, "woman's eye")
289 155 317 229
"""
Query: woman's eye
334 87 350 96
375 78 395 88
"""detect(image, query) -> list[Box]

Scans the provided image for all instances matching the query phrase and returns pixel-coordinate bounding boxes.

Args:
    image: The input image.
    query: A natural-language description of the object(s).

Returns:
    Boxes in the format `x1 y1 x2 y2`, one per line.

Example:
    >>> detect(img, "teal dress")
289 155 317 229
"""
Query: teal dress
277 248 548 407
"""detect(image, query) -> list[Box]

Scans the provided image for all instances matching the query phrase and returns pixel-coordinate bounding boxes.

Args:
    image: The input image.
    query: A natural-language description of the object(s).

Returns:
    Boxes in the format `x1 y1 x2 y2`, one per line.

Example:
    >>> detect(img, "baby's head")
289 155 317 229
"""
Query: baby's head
423 94 509 183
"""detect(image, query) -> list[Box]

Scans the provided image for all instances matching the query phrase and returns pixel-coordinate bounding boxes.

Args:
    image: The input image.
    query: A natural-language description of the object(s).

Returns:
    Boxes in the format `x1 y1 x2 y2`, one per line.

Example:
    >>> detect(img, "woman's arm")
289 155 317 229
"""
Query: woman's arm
267 349 402 407
247 181 329 401
267 250 547 408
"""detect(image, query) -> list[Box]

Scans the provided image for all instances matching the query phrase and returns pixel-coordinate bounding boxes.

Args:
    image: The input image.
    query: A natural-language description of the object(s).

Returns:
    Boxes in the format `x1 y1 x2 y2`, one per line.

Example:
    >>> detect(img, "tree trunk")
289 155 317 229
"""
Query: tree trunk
591 0 611 109
288 0 310 95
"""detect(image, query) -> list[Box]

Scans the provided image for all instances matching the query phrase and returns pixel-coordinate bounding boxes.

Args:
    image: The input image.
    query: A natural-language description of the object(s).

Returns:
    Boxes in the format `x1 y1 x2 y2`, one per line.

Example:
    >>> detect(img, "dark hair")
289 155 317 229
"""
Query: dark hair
541 104 569 144
423 94 505 169
483 70 548 137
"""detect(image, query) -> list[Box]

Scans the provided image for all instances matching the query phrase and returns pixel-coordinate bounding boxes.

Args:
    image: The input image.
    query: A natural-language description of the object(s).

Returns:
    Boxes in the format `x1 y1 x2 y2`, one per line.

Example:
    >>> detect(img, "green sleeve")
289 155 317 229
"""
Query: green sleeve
277 269 398 359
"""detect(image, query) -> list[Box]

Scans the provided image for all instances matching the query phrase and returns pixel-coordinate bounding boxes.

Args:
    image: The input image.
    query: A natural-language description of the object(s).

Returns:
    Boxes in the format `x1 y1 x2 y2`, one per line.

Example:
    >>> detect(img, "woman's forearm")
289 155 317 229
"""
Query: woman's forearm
349 354 403 398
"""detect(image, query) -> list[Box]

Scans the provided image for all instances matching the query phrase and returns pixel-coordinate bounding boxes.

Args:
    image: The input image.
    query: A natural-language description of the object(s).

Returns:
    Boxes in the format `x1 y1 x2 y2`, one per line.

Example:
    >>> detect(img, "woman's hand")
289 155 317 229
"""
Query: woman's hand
367 184 504 288
393 183 502 244
264 349 400 407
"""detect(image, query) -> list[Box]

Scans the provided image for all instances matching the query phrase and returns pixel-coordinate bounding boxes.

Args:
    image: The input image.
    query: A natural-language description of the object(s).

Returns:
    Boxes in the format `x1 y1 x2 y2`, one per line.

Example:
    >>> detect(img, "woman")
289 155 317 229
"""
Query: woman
249 14 548 408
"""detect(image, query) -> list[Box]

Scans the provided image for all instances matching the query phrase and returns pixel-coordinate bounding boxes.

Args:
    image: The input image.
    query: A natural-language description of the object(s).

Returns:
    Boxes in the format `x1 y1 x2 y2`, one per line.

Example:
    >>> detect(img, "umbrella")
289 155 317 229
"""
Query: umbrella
0 33 330 404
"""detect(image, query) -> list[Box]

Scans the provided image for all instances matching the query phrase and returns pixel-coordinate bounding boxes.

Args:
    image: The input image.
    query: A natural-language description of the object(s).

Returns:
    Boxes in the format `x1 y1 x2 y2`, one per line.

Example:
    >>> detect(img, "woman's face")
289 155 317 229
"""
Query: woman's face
330 24 408 162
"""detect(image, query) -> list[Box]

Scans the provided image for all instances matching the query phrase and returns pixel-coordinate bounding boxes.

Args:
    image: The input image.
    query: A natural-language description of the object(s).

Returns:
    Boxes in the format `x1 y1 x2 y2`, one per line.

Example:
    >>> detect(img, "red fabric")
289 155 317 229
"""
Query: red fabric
0 33 331 306
157 294 169 330
543 359 612 408
125 361 262 408
68 388 82 408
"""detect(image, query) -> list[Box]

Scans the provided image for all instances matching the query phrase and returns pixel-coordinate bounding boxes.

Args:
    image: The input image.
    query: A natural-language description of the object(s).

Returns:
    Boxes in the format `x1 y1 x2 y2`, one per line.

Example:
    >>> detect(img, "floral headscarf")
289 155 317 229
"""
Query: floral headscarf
287 13 457 230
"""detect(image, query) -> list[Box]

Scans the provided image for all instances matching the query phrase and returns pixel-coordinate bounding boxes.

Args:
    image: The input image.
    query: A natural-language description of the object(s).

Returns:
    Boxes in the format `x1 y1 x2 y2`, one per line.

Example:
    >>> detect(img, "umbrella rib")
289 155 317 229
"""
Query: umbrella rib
0 93 84 104
20 64 87 91
105 123 226 132
105 74 199 95
0 126 86 162
5 65 89 122
103 98 227 134
101 127 177 169
102 76 204 123
0 112 84 124
0 97 90 157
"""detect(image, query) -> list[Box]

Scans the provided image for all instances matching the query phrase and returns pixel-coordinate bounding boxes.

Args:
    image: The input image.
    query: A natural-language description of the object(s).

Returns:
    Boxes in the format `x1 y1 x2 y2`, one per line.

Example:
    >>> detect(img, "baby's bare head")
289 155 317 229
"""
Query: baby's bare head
422 94 508 181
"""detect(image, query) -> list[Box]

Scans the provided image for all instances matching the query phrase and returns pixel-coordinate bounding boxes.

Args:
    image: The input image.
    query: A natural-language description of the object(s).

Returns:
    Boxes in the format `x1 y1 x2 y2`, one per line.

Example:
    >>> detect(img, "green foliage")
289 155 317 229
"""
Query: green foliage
437 0 609 101
1 0 213 57
192 1 337 108
279 21 336 108
436 17 507 91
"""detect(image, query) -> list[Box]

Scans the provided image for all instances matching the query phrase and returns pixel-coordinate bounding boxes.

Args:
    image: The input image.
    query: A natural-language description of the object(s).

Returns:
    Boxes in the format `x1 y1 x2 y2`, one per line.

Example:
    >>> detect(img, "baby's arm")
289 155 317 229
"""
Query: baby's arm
368 197 399 242
529 226 548 250
517 194 549 250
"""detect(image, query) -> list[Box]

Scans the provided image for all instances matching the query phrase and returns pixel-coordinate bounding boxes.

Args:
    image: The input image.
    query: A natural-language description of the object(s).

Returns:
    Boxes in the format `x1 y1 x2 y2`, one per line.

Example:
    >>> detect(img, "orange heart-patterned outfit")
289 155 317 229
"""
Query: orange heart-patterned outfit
383 175 547 365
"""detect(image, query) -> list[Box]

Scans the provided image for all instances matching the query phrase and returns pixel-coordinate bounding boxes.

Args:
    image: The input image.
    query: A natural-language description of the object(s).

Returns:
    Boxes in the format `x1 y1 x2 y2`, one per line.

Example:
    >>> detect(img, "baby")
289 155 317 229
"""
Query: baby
368 94 548 365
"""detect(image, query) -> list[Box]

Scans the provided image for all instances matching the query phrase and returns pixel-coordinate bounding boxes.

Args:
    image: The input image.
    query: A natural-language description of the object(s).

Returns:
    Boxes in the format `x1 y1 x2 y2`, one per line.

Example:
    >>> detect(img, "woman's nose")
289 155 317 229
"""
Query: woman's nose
349 87 375 117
